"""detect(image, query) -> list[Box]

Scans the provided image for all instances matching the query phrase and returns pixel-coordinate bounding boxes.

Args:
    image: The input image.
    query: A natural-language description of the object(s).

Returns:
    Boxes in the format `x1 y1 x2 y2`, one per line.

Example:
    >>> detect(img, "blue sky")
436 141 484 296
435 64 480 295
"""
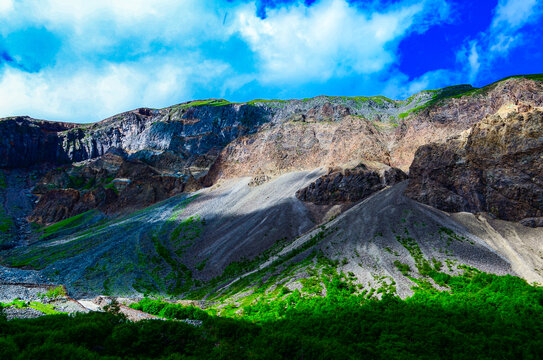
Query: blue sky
0 0 542 122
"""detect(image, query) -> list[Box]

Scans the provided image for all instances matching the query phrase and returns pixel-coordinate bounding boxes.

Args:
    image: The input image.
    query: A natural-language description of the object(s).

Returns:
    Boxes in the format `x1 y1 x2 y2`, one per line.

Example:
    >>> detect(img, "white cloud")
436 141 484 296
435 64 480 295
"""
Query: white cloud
1 0 232 51
234 0 449 84
0 0 236 122
0 0 13 15
467 42 480 81
0 0 453 122
378 68 464 100
491 0 538 29
456 0 542 81
487 0 541 56
0 57 230 122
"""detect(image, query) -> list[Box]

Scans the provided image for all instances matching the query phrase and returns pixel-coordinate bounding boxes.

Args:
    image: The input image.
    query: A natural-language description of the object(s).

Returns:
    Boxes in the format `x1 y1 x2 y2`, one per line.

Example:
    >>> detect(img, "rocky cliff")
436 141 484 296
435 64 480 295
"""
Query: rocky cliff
2 76 543 227
202 78 543 183
2 75 543 298
406 107 543 226
391 77 543 169
0 104 270 171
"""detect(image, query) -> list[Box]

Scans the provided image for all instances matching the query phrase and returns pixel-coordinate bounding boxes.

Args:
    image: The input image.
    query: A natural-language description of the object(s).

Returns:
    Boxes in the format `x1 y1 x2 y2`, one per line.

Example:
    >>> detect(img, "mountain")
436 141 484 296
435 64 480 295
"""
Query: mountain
0 75 542 301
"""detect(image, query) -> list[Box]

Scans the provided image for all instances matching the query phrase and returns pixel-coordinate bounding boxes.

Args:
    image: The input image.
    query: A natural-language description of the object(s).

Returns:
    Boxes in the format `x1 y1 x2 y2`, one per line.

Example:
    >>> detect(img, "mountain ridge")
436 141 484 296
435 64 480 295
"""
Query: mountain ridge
0 74 542 301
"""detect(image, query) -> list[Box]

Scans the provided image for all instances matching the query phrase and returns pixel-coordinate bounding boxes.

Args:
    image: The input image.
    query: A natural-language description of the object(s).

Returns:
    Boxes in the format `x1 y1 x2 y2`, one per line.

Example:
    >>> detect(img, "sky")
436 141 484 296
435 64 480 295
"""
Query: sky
0 0 542 123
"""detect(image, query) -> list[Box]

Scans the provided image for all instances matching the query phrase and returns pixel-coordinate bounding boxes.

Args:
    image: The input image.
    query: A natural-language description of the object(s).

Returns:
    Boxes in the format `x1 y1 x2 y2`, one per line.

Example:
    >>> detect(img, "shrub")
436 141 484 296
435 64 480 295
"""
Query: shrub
45 286 67 299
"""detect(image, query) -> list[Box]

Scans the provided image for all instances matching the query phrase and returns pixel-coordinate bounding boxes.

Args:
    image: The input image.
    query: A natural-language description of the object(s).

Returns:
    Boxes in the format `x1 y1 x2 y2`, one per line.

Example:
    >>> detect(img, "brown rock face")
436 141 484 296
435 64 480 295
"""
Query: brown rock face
390 78 543 170
29 153 197 225
204 115 392 184
296 163 407 205
205 79 543 182
28 188 117 225
405 108 543 226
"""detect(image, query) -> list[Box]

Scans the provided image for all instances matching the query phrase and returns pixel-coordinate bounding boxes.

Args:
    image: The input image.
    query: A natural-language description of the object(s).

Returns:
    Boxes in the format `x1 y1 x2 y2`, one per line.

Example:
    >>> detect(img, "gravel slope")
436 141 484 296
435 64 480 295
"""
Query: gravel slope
1 171 542 299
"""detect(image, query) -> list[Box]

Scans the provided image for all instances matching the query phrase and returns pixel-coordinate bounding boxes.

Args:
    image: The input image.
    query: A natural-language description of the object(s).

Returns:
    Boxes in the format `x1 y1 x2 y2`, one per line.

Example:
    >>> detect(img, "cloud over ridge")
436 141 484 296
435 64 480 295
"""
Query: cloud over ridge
0 0 541 122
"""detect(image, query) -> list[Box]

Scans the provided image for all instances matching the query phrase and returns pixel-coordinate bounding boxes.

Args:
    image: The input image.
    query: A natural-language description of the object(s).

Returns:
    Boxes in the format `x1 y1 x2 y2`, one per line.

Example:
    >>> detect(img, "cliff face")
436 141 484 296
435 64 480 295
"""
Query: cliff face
0 117 79 168
390 78 543 169
2 77 543 226
0 87 459 171
203 79 543 183
405 107 543 226
0 105 271 170
3 79 538 175
203 115 393 185
3 77 543 298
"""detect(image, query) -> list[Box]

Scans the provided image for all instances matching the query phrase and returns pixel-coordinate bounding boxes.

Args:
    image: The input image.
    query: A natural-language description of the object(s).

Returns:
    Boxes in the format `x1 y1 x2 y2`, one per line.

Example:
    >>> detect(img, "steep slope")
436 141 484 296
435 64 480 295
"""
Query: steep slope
0 92 441 171
0 170 325 297
391 77 543 169
1 75 543 301
4 172 542 299
206 182 543 305
406 107 543 226
2 76 541 230
209 182 516 300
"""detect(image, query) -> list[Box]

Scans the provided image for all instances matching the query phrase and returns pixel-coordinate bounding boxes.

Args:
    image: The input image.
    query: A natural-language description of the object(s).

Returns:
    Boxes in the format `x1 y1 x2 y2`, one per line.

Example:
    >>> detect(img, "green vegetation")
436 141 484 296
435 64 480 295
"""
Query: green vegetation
45 286 67 299
27 302 63 315
190 228 333 300
0 300 62 315
1 270 542 359
393 260 411 275
38 210 99 239
170 215 204 250
173 99 232 110
130 298 210 321
0 170 6 189
398 84 475 118
299 95 395 108
399 74 543 118
395 233 433 276
398 104 426 118
246 98 288 105
0 207 13 236
334 95 394 106
195 258 208 271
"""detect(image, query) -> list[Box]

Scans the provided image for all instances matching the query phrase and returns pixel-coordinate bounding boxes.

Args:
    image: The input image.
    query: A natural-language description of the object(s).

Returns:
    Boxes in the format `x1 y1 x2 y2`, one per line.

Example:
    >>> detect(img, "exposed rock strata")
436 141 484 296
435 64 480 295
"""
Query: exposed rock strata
29 153 193 225
204 115 392 184
3 77 543 226
204 79 543 180
391 78 543 169
406 108 543 226
296 163 407 205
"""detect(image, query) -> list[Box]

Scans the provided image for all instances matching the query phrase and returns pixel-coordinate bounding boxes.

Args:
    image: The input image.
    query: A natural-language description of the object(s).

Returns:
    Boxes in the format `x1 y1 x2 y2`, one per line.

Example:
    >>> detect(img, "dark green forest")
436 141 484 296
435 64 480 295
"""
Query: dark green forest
1 270 542 359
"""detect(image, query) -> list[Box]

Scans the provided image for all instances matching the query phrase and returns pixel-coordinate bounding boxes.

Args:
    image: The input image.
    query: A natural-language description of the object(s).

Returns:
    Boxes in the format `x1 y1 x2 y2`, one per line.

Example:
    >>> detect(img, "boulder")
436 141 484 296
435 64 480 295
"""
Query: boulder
296 163 407 205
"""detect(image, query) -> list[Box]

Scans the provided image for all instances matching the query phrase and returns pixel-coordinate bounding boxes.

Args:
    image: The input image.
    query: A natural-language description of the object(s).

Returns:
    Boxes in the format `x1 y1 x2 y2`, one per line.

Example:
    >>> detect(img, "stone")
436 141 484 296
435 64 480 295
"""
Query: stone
296 163 407 205
406 109 543 226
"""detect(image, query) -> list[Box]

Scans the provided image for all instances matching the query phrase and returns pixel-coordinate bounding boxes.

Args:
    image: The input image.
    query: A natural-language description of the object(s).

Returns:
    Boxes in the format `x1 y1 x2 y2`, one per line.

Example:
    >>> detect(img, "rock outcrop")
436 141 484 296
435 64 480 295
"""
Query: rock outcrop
296 163 407 205
3 76 543 226
29 152 193 225
391 78 543 170
0 117 79 168
204 115 393 184
405 108 543 226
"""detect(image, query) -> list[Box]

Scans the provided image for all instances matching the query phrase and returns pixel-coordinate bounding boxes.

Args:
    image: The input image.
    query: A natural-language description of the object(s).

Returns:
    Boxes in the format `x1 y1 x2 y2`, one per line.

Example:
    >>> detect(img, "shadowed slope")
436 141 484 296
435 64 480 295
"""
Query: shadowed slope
0 170 325 297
